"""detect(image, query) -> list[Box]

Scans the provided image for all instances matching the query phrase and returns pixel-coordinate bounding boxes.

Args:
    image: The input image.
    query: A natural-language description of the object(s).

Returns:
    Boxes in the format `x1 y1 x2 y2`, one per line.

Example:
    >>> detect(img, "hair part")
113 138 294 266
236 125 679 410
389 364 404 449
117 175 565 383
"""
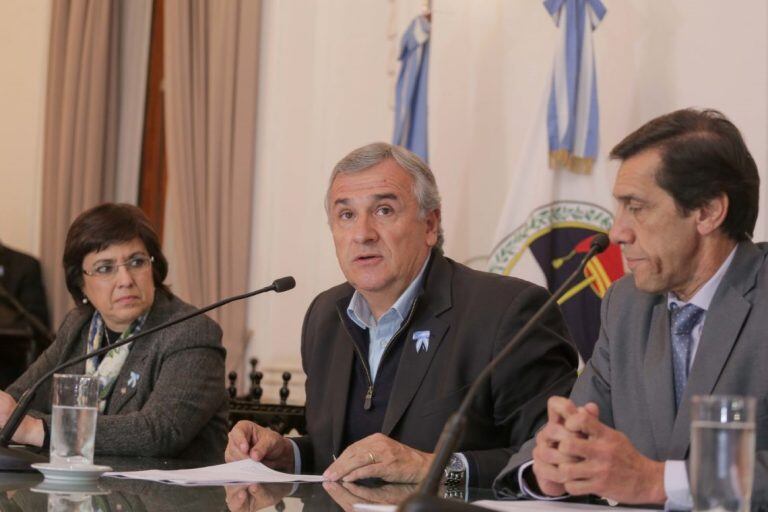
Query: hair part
63 203 170 303
610 108 759 241
325 142 444 250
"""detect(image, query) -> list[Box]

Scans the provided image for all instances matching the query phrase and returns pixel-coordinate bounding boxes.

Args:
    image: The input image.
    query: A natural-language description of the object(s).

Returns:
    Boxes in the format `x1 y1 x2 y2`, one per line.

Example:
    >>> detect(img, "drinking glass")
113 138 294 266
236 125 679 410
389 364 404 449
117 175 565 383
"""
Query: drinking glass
49 374 99 467
47 491 96 512
690 395 756 512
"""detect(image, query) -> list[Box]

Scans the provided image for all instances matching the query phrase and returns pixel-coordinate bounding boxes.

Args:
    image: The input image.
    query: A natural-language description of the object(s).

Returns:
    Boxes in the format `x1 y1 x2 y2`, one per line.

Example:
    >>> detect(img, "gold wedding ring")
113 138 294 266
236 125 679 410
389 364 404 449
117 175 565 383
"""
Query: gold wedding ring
367 452 377 465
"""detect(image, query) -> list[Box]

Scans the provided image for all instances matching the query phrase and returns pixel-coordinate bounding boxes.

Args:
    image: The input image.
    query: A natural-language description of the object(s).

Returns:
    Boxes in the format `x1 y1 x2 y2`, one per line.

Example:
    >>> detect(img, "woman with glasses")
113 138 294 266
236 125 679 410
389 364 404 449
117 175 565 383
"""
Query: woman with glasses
0 203 228 460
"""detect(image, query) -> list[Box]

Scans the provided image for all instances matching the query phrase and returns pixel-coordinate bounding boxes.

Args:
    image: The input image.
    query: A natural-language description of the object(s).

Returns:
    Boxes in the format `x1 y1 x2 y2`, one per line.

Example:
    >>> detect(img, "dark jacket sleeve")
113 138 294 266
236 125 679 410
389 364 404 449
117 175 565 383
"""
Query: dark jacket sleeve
293 294 321 473
492 283 616 497
463 283 578 488
5 308 83 402
16 256 50 330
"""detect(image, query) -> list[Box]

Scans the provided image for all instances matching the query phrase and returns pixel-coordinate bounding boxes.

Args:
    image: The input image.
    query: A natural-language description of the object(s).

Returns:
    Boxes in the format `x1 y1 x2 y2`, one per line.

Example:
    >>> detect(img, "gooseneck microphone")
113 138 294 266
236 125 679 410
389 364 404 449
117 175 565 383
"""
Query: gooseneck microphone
0 276 295 471
397 234 610 512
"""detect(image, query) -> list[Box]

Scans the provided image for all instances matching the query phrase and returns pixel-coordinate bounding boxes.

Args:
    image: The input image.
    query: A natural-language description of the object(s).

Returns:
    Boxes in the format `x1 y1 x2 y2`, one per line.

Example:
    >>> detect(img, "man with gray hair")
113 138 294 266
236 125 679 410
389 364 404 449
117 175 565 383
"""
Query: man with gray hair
226 142 577 490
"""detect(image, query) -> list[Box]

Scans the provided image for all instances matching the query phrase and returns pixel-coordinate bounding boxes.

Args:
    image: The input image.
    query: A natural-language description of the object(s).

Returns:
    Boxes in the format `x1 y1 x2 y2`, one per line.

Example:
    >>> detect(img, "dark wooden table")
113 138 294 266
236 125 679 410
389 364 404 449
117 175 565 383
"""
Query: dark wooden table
0 456 497 511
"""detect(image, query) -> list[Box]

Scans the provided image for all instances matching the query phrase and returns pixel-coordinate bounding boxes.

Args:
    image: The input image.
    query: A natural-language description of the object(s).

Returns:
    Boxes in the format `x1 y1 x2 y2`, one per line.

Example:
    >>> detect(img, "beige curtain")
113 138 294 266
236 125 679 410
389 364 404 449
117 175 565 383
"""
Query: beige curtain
40 0 121 327
163 0 261 375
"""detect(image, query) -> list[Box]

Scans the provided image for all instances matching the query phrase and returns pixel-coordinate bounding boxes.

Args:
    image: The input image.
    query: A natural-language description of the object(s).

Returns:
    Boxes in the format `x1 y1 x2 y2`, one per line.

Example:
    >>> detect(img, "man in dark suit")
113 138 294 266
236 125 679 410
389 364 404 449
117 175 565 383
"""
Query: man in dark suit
494 109 768 508
226 142 578 488
0 243 50 330
0 243 50 388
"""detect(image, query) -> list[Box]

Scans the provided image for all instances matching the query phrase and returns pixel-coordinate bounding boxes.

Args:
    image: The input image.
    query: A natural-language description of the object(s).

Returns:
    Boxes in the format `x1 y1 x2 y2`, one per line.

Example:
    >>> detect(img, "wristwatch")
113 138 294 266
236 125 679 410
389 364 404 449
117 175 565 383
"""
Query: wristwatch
442 453 467 487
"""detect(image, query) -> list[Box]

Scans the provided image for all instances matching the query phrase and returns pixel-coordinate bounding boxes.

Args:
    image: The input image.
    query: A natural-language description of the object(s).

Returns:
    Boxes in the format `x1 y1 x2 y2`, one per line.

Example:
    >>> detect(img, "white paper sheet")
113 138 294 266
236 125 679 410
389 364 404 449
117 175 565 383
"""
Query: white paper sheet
471 500 658 511
353 500 658 512
105 459 325 486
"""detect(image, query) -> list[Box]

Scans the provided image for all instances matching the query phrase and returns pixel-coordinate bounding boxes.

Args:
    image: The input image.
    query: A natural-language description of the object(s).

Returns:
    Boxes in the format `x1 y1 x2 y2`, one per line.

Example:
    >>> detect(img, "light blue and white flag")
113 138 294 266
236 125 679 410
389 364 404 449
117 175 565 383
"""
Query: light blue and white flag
545 0 606 174
488 0 622 362
393 14 431 162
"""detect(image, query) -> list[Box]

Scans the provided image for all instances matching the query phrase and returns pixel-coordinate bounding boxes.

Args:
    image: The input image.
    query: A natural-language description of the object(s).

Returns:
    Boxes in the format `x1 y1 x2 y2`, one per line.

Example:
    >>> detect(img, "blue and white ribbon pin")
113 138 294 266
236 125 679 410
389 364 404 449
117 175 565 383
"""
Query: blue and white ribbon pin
127 371 140 388
412 331 430 353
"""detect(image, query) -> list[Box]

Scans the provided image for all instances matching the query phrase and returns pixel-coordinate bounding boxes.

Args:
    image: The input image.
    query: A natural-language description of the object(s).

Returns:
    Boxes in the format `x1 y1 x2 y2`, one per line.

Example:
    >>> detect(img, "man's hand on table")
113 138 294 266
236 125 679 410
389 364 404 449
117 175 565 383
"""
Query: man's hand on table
323 433 434 483
225 420 295 473
224 483 292 512
323 481 418 511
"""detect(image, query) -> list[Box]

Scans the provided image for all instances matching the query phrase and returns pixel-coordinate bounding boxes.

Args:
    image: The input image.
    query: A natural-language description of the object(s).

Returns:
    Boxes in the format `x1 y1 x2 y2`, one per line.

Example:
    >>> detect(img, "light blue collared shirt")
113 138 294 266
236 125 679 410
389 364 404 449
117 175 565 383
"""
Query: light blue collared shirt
346 255 430 382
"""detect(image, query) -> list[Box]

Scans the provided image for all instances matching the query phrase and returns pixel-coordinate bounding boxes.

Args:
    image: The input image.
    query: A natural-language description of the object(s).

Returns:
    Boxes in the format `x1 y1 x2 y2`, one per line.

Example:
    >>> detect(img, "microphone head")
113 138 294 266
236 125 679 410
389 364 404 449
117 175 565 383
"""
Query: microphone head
272 276 296 293
591 233 610 254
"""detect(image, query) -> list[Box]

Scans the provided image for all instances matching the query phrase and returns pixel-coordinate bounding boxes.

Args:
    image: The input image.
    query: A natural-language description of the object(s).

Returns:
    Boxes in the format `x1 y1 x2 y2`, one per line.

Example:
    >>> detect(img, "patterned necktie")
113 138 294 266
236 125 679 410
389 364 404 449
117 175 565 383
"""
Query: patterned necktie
669 302 705 410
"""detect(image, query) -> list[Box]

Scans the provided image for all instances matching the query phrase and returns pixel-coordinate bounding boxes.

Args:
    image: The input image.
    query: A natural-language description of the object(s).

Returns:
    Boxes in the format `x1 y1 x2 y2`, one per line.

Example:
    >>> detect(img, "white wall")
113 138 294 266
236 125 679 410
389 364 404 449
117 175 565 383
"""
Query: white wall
246 0 768 403
245 0 424 399
431 0 768 265
0 0 50 256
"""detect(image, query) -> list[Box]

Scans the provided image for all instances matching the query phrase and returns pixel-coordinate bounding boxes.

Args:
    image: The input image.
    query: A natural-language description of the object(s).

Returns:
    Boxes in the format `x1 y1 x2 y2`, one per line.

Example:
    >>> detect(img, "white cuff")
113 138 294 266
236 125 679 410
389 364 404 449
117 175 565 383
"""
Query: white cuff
664 460 692 510
288 438 302 475
517 460 569 501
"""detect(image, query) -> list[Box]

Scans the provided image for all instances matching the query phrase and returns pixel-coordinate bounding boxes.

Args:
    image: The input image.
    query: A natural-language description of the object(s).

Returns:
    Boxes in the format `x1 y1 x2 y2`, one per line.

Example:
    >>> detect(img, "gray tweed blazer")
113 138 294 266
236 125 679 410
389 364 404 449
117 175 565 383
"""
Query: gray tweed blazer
6 292 228 461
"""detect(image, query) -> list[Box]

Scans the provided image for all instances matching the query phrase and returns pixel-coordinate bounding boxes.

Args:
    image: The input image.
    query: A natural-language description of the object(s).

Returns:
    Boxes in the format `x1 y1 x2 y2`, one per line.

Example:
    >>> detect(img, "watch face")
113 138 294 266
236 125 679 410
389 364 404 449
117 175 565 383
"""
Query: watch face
446 454 466 472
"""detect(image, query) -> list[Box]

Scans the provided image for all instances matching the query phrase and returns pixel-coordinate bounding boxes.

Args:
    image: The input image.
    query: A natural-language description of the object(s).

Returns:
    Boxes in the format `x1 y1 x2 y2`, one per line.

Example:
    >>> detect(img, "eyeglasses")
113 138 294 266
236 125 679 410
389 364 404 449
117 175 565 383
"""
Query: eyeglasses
82 256 154 279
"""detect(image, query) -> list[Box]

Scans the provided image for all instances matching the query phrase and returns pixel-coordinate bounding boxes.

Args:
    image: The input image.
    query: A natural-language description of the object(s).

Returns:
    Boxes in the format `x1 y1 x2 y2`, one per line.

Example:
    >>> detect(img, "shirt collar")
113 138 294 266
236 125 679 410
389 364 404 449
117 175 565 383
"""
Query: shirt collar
667 245 737 312
347 253 431 330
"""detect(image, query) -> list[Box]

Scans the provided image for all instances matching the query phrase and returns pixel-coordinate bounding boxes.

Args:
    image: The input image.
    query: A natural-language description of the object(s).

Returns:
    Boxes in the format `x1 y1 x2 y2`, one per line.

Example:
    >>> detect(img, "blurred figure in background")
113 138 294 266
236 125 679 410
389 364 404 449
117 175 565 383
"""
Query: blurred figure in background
0 241 50 388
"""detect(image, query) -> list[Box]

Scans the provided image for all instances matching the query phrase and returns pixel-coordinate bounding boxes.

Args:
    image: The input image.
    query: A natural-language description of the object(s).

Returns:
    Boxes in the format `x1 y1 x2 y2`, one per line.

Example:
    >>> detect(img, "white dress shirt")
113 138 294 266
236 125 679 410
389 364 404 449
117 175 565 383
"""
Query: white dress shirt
663 246 736 510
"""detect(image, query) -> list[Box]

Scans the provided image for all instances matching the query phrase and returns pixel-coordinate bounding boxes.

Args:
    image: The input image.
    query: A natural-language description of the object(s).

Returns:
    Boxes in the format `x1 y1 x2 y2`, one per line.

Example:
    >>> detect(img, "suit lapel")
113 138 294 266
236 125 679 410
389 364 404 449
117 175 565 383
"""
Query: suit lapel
668 242 761 457
381 253 452 435
381 315 449 435
63 307 97 374
105 295 170 414
107 340 150 414
643 299 676 458
331 301 355 457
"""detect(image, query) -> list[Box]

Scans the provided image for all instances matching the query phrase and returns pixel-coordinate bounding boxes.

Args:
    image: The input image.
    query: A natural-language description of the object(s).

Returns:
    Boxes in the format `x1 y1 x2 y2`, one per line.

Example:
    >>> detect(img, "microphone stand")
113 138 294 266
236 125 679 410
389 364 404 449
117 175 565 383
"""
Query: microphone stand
0 277 295 471
397 235 609 511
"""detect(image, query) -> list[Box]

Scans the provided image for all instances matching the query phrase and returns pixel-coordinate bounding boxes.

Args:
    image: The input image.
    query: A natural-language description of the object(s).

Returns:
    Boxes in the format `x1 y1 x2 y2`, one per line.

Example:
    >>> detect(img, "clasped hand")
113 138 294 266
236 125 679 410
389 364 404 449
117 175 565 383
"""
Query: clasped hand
531 396 666 505
225 422 434 483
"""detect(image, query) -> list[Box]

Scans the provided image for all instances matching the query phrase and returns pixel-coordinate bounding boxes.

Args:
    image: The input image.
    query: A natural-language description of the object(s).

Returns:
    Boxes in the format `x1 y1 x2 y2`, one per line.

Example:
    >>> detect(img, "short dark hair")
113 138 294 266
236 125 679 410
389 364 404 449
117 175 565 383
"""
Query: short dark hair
610 108 759 241
63 203 170 303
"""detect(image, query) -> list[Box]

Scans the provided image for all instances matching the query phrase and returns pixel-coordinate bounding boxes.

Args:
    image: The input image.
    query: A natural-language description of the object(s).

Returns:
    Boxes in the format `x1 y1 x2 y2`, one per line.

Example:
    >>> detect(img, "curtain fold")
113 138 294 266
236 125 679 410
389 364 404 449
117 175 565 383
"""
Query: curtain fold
40 0 153 328
40 0 121 327
163 0 261 375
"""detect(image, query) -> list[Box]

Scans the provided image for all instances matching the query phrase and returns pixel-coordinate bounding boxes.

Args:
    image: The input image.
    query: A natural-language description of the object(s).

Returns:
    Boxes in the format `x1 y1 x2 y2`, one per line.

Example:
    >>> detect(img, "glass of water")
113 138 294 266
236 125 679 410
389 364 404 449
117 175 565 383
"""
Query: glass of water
50 374 99 467
47 491 96 512
690 395 756 512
